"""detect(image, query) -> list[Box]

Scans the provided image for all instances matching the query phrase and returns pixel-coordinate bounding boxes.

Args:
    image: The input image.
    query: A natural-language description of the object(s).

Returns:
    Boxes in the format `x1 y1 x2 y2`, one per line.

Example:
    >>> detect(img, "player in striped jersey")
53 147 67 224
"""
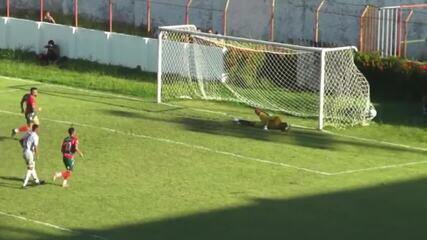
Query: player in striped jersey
53 127 84 188
20 124 43 188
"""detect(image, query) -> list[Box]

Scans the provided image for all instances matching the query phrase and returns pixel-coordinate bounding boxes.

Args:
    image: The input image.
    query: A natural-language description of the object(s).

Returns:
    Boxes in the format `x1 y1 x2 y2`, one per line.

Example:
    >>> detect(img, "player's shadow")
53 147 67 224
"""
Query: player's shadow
178 117 335 149
0 176 23 182
0 136 12 142
0 176 23 190
0 176 53 189
176 117 427 154
0 136 19 142
103 108 334 149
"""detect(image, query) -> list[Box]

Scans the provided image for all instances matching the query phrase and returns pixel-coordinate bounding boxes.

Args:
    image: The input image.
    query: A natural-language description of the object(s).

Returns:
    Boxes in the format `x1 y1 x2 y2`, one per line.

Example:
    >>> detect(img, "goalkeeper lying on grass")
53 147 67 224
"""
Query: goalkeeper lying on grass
234 108 290 132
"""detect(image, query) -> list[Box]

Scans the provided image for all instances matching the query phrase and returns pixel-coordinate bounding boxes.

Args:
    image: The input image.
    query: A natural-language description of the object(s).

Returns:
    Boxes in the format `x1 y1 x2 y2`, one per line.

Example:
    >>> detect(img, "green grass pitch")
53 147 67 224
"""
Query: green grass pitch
0 72 427 239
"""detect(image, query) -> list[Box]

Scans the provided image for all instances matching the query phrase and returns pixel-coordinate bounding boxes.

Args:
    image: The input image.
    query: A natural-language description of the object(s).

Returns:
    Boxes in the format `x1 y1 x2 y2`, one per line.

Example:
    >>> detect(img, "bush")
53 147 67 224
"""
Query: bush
355 52 427 102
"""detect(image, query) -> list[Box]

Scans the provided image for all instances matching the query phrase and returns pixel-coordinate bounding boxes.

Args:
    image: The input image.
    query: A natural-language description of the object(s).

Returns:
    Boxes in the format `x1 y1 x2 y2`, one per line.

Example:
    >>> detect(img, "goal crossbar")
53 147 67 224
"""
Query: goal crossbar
159 25 357 53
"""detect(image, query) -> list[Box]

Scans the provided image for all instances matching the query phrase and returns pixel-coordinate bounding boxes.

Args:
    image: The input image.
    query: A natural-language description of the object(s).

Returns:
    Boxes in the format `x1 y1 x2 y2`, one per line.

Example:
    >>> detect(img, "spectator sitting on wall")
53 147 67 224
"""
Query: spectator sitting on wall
44 11 56 24
38 40 60 65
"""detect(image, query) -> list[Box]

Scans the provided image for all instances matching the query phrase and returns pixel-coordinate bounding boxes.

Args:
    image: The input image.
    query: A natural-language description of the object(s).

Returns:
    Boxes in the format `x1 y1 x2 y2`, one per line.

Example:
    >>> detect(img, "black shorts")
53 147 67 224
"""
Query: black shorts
25 112 39 125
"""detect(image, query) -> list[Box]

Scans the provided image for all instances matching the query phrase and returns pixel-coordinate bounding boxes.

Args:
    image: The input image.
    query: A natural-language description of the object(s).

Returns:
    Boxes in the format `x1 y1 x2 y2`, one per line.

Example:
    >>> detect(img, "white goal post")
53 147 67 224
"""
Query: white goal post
157 25 376 129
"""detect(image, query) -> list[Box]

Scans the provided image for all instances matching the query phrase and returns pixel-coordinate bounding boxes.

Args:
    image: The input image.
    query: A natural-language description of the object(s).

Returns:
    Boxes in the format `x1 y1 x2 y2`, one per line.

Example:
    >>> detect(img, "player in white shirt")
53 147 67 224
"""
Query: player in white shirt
20 124 42 188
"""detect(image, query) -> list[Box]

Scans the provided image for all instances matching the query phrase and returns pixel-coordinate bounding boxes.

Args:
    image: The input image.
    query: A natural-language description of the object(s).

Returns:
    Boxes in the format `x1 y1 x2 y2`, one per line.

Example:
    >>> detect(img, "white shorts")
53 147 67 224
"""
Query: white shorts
23 151 35 169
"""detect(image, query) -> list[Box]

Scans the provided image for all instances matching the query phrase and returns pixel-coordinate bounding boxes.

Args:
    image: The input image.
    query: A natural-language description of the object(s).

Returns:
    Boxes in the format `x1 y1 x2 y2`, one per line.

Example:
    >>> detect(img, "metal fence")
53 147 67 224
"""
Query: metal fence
360 4 427 57
1 0 426 59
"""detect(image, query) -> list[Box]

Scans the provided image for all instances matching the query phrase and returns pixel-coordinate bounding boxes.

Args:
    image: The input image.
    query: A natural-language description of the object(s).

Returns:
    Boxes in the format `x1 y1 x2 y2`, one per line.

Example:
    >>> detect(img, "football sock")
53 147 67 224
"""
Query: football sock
18 125 29 132
23 170 32 186
31 170 40 183
61 171 71 180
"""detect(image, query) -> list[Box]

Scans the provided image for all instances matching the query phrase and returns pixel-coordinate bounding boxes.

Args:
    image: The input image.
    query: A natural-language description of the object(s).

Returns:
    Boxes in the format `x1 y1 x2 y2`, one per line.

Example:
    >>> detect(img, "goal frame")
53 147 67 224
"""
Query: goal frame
157 25 360 130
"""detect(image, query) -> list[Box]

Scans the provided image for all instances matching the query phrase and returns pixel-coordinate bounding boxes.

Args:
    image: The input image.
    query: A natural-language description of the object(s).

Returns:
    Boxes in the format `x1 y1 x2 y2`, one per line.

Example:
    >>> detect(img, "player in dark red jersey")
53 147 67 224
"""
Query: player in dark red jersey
12 87 41 137
53 127 84 188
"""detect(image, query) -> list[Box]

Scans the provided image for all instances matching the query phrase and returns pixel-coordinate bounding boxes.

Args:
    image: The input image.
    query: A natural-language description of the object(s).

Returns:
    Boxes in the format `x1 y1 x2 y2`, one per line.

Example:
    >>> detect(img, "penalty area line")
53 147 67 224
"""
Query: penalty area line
0 109 330 176
330 160 427 175
0 211 107 240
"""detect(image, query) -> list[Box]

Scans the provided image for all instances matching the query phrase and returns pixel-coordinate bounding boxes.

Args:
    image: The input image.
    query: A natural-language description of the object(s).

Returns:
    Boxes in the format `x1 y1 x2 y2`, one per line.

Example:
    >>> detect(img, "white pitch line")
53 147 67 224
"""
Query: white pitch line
323 130 427 153
0 89 20 93
0 211 107 240
161 102 228 116
330 160 427 175
0 109 330 176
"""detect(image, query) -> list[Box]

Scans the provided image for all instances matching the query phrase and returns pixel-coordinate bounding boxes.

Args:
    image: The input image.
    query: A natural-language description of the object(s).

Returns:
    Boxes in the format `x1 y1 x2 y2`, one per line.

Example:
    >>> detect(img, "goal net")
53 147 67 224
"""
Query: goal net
157 25 375 129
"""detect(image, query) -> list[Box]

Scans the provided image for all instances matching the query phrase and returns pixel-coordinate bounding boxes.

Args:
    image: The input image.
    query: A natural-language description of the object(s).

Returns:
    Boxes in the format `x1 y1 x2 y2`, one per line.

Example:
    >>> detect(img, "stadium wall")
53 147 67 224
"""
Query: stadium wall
0 0 425 60
0 17 158 72
0 17 225 75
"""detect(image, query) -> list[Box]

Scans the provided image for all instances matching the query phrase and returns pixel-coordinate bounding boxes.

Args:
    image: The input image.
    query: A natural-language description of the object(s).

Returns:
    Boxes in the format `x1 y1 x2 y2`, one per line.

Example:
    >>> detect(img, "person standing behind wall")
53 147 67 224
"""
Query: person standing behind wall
44 11 56 24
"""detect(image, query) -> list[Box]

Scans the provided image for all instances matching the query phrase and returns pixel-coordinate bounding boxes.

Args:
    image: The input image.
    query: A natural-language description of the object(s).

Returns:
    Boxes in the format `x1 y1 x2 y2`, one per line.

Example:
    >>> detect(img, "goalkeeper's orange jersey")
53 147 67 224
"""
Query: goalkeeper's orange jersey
258 111 283 129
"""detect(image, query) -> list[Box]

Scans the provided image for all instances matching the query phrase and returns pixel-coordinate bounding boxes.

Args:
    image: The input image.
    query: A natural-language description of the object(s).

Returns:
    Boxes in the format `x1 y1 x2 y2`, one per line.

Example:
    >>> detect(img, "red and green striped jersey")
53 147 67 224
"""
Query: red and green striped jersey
61 136 79 159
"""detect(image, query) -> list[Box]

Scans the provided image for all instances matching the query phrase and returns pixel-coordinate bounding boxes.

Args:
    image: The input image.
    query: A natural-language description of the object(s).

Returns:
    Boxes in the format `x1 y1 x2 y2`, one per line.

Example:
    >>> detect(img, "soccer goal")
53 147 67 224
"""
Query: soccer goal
157 25 376 129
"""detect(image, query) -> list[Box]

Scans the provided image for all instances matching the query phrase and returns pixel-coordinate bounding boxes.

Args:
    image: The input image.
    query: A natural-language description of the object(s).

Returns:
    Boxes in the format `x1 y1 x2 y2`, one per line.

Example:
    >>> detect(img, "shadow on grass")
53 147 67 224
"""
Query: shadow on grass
4 176 427 240
103 109 425 154
0 176 23 182
0 176 54 189
0 136 19 142
0 176 23 190
373 101 427 128
0 136 11 142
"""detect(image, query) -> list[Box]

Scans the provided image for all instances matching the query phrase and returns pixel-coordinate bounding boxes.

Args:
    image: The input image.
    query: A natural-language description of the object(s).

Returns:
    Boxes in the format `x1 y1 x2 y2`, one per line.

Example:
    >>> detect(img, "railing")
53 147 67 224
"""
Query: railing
1 0 426 59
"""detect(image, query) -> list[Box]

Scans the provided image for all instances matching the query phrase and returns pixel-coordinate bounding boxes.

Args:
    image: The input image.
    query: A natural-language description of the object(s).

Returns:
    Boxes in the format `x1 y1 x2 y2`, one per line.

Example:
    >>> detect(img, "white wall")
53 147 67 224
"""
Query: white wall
3 0 424 59
0 17 225 77
0 17 159 72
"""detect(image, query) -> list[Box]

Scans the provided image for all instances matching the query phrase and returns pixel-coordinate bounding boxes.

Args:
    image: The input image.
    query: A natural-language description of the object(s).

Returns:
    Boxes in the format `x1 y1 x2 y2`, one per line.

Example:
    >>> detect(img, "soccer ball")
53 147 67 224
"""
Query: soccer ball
220 73 228 83
367 106 377 120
